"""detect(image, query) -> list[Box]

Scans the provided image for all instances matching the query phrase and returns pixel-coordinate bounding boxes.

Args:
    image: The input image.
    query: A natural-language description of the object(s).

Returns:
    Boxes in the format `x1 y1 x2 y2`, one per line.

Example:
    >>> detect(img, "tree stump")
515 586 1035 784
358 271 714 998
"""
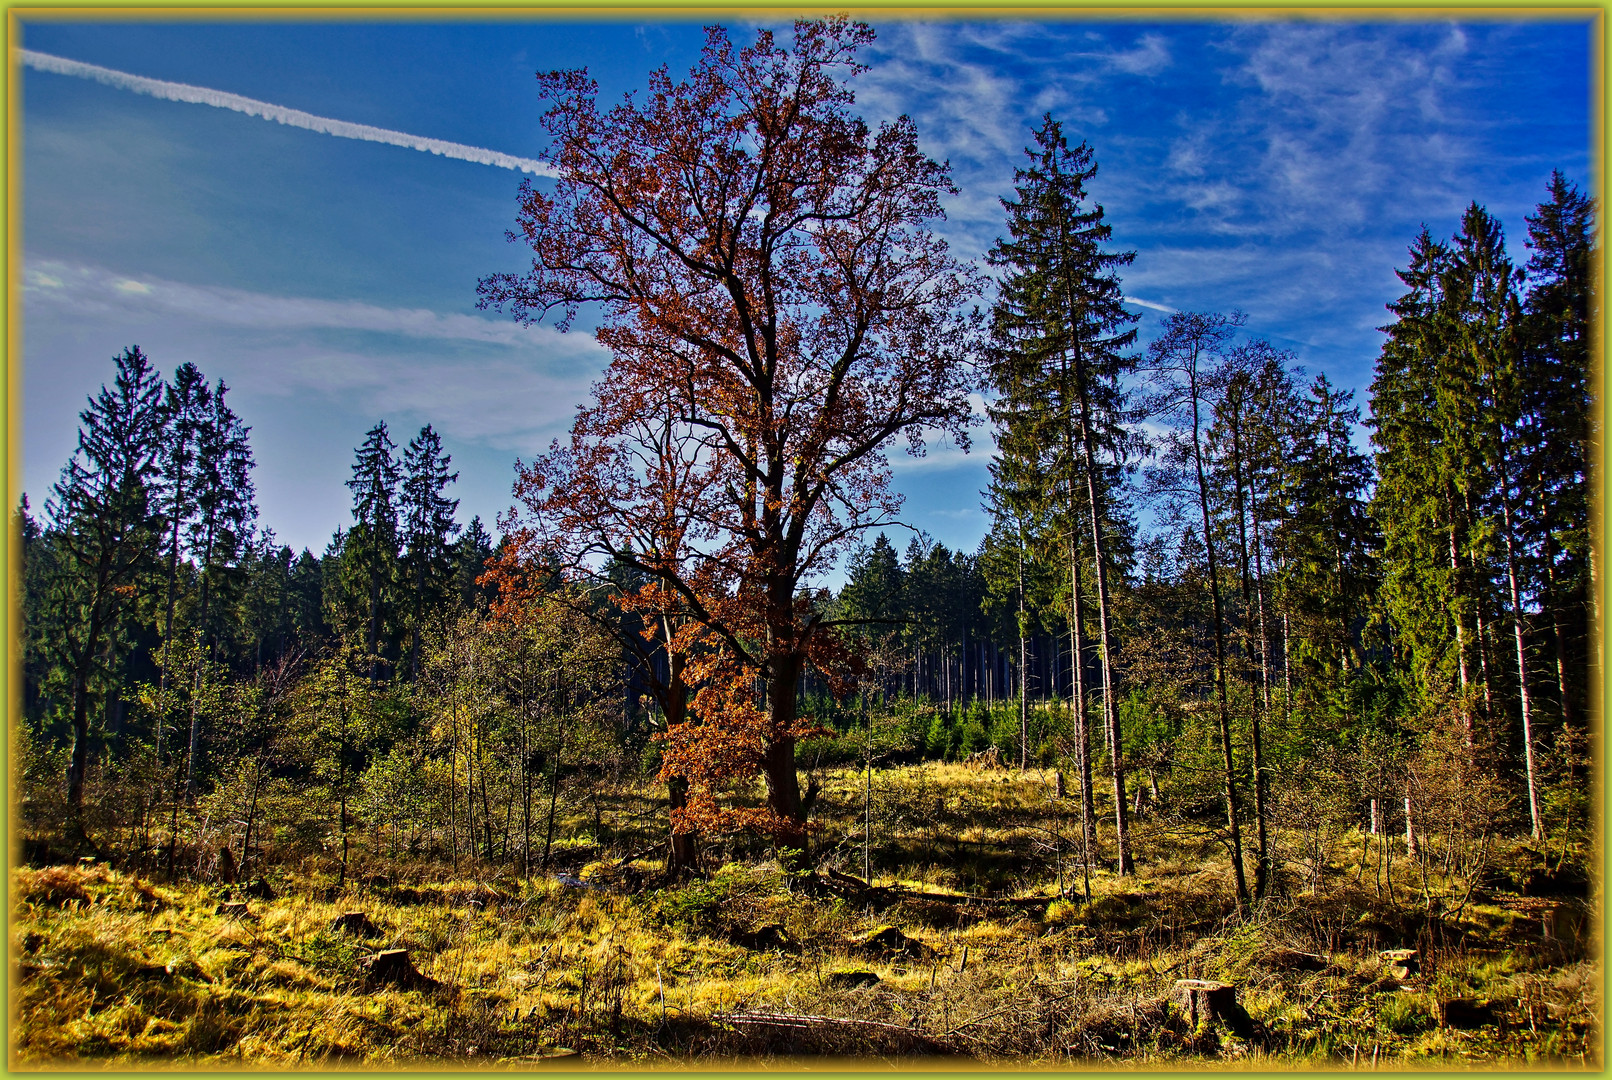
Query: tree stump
362 949 437 990
736 923 794 951
1439 997 1494 1029
1380 948 1420 978
330 911 382 938
848 925 927 957
216 901 250 919
243 877 276 901
1265 948 1330 972
1055 771 1067 799
826 970 880 989
217 845 238 884
1174 979 1252 1036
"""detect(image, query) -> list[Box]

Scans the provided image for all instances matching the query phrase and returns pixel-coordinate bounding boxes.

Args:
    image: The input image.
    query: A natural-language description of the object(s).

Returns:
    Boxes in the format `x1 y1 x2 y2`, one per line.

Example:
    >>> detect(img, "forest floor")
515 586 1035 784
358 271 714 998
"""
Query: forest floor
11 762 1600 1068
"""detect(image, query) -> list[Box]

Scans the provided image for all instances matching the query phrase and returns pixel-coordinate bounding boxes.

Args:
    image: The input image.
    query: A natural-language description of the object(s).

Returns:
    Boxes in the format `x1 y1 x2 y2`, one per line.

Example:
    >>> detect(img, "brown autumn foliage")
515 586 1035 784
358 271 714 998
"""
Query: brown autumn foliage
479 19 980 855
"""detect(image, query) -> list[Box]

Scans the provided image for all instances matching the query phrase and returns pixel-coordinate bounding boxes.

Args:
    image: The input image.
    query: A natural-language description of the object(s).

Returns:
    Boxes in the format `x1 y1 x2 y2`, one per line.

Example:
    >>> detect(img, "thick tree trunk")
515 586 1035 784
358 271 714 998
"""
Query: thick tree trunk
666 776 698 874
763 653 807 866
662 646 698 876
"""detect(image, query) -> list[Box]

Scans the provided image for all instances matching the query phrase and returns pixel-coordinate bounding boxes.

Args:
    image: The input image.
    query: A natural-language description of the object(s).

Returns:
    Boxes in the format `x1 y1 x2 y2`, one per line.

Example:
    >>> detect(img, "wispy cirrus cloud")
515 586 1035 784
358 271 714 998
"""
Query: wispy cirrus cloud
23 257 608 452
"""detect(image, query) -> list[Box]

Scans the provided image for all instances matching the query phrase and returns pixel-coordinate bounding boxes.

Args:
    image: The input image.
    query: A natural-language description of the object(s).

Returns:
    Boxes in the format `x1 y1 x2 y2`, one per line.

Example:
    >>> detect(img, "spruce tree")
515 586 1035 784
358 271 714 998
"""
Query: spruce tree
153 363 211 763
1522 172 1595 730
400 425 460 680
346 422 401 685
986 116 1139 872
43 346 166 824
181 380 257 793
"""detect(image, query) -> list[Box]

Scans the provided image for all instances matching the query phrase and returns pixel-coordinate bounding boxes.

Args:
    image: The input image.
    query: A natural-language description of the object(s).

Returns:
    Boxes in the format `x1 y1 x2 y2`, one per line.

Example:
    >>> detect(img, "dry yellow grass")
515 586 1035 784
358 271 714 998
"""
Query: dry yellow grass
11 764 1600 1067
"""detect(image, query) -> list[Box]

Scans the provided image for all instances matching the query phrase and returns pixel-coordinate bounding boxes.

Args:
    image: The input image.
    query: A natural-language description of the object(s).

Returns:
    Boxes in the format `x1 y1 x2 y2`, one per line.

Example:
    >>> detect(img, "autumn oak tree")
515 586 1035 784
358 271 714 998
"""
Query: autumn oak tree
479 19 978 857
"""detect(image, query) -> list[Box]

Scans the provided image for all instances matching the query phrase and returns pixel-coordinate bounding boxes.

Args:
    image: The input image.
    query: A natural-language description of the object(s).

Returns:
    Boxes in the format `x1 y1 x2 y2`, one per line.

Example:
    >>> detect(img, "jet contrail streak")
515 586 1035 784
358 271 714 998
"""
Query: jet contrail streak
21 48 556 177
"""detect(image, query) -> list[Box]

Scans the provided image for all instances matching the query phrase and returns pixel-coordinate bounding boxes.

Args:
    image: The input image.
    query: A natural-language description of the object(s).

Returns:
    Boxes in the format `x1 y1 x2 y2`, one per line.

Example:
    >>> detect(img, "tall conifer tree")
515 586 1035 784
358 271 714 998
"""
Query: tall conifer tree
986 116 1139 873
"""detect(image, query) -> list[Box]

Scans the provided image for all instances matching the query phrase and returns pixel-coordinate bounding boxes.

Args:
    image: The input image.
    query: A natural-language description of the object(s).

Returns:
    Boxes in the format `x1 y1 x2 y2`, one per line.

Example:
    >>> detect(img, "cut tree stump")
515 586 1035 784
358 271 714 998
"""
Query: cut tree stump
330 911 382 938
362 949 437 990
1174 980 1253 1036
216 901 250 919
735 923 794 951
1264 948 1330 972
1439 998 1494 1029
826 970 880 989
1380 949 1420 978
242 878 276 901
848 925 928 958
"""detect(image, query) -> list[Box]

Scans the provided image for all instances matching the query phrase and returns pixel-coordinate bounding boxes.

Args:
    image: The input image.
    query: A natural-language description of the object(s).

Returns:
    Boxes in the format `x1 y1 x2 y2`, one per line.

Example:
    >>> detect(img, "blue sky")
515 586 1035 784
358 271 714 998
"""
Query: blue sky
17 17 1595 583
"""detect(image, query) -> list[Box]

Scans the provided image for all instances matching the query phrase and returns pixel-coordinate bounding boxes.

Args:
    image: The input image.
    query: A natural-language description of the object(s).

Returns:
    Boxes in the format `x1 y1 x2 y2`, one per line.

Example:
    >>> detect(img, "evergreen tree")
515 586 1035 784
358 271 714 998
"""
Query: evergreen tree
400 425 461 680
986 116 1139 872
838 533 907 698
1275 375 1382 723
181 380 257 793
1370 230 1472 717
153 363 211 763
453 516 496 610
41 346 166 824
346 422 401 684
1521 172 1595 730
1448 204 1542 836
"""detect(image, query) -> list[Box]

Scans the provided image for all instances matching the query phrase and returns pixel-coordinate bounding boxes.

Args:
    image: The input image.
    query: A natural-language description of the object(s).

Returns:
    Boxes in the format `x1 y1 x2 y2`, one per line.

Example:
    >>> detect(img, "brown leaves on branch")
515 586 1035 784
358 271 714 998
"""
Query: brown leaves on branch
479 18 979 849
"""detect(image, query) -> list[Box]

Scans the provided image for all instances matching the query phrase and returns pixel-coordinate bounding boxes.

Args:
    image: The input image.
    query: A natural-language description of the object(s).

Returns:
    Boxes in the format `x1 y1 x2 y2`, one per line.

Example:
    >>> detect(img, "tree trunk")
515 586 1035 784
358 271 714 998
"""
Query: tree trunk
662 636 699 876
763 655 807 865
1499 473 1543 838
1226 407 1268 895
68 669 91 812
155 509 184 764
1446 497 1473 743
1067 545 1098 857
1190 382 1249 905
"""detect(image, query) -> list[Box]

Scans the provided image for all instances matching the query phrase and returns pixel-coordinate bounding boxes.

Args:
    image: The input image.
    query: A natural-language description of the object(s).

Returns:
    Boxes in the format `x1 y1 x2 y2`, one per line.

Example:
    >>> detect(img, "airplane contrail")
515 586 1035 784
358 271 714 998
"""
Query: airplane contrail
20 48 556 177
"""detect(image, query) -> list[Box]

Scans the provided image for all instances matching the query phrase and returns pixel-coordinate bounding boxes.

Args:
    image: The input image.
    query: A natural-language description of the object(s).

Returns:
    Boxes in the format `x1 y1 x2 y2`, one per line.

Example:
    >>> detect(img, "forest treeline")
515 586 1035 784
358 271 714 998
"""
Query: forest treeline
15 24 1594 903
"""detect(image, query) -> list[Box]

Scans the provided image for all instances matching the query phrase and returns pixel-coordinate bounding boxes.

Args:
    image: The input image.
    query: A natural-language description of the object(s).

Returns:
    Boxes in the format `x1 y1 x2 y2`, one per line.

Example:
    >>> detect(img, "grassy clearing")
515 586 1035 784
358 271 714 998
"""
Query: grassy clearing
12 763 1599 1067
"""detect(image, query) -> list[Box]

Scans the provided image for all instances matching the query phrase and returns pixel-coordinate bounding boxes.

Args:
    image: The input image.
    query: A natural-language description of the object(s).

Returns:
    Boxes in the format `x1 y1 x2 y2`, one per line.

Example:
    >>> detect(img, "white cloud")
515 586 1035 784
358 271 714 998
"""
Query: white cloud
24 259 595 358
21 49 556 177
1104 33 1171 76
23 257 609 453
